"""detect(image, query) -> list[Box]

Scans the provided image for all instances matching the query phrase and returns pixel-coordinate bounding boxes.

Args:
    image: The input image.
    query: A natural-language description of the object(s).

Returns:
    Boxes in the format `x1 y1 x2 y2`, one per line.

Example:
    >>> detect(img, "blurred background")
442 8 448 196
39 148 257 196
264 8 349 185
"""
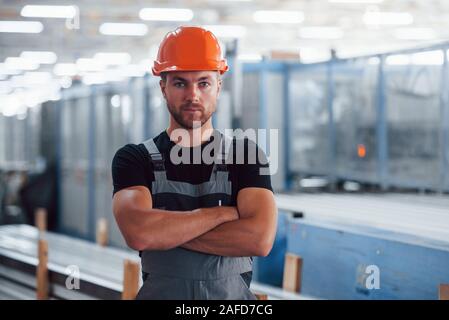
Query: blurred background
0 0 448 300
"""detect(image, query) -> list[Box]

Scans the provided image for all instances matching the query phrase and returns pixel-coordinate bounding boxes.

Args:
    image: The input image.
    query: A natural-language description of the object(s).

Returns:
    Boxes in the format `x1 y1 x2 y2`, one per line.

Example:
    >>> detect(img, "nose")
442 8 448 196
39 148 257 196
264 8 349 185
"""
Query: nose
185 83 200 103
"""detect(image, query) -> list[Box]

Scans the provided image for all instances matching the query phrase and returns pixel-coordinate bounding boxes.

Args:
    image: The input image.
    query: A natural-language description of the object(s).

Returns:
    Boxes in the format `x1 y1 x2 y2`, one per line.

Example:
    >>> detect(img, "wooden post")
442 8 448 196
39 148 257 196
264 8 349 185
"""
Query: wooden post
122 259 140 300
282 253 302 293
96 218 108 247
36 239 49 300
269 50 301 61
35 208 47 232
439 284 449 300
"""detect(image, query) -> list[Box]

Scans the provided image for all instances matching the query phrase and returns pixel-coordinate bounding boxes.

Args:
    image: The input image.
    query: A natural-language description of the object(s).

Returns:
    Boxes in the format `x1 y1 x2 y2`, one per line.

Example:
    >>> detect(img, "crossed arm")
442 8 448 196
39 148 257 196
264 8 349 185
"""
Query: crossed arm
112 186 277 257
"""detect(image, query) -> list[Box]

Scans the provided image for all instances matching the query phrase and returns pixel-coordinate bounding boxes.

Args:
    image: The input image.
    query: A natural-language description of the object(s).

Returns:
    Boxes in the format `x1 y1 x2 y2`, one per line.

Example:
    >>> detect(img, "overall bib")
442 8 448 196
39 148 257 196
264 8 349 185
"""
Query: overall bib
136 132 256 300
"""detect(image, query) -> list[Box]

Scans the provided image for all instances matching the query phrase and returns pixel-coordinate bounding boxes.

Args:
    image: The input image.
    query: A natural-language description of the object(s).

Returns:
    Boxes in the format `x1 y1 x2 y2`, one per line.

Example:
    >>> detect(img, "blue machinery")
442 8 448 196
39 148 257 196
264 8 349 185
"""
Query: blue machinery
239 43 449 193
4 42 449 193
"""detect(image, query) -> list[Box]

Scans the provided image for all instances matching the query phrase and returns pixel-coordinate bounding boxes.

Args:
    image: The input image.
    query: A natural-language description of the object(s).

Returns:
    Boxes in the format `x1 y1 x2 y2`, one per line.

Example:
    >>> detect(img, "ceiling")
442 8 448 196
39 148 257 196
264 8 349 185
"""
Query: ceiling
0 0 449 100
1 0 449 61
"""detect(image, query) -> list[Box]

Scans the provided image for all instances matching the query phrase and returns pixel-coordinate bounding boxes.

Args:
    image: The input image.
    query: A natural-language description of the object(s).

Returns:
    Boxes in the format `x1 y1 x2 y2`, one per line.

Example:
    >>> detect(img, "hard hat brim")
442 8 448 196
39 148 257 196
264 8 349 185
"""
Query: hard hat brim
152 60 229 76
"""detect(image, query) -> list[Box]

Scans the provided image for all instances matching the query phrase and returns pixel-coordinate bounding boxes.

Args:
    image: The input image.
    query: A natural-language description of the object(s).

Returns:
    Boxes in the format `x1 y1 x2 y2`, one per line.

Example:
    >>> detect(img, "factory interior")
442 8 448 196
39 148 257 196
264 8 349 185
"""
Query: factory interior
0 0 449 302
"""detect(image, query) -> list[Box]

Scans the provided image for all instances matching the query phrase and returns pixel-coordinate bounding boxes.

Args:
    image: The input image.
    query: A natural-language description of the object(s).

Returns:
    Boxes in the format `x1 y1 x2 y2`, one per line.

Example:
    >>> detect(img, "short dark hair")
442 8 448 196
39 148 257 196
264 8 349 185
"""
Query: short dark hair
160 71 221 83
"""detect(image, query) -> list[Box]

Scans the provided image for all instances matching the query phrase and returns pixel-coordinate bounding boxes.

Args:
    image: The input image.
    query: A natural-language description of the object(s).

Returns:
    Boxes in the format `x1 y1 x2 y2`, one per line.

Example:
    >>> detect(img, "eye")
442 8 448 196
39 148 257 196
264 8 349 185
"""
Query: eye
199 81 210 87
174 82 185 88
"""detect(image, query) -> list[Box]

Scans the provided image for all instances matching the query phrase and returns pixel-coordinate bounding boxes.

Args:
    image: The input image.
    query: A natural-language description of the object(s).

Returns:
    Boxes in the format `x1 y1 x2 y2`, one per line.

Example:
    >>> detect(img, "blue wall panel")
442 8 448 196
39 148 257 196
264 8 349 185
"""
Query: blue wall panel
286 218 449 299
254 211 289 286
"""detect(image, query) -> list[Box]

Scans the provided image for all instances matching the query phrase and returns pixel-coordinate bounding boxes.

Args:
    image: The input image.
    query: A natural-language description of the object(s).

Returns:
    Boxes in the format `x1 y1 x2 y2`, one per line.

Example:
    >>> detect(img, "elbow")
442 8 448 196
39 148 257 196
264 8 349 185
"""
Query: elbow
117 223 147 251
255 243 273 257
125 232 174 251
253 237 274 257
124 229 154 251
125 233 147 251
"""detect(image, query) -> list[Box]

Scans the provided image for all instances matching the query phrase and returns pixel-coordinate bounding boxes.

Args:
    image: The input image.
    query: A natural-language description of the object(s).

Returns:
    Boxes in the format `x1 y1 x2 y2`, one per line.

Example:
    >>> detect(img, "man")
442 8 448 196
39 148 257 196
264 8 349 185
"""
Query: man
112 26 277 300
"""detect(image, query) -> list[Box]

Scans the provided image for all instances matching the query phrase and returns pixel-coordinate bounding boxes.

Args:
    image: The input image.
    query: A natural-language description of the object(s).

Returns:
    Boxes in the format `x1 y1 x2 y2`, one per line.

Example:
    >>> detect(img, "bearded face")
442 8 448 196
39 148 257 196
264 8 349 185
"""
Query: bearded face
160 71 221 129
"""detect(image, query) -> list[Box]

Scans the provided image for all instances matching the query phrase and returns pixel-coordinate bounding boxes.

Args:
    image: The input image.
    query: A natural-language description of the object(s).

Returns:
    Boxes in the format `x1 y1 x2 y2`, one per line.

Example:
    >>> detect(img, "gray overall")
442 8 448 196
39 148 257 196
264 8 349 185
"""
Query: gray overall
136 132 256 300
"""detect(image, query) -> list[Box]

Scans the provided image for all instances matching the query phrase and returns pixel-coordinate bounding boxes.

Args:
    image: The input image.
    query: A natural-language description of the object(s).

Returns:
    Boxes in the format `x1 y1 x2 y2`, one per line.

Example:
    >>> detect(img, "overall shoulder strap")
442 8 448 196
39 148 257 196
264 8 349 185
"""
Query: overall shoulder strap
142 138 167 181
210 132 233 181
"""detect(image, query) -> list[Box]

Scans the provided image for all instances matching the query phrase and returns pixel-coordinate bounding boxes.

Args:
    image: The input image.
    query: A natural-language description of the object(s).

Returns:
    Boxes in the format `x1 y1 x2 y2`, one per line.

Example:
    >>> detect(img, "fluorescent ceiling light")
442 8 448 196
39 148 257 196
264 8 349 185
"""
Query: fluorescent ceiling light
9 75 27 88
299 27 344 39
49 91 61 102
393 28 437 40
23 72 53 85
76 58 106 72
93 52 131 65
139 59 153 68
139 8 193 21
0 95 23 117
203 25 247 38
20 51 57 64
59 77 72 89
298 47 331 63
9 72 54 88
99 23 148 36
82 71 125 85
237 54 263 62
103 69 127 82
386 51 444 65
363 11 413 26
411 50 444 65
329 0 383 3
209 0 252 2
0 81 13 94
82 73 107 85
5 57 39 71
1 86 61 114
54 63 77 76
0 63 21 75
386 55 410 65
115 64 146 77
0 21 43 33
253 10 304 24
21 5 77 18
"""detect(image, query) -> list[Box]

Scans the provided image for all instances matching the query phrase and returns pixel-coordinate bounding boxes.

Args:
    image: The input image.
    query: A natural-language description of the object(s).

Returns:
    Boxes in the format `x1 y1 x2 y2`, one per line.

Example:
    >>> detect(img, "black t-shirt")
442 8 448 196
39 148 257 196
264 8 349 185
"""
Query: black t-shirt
112 130 273 204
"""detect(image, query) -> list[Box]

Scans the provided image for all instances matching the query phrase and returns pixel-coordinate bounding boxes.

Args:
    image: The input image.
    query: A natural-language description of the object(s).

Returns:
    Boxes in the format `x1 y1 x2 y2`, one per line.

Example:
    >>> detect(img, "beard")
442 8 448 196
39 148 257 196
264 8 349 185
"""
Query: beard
167 101 215 129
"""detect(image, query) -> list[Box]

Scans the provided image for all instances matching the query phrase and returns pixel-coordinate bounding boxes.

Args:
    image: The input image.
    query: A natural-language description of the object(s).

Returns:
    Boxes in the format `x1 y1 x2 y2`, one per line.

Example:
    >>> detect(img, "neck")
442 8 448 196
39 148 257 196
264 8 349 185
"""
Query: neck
166 118 214 147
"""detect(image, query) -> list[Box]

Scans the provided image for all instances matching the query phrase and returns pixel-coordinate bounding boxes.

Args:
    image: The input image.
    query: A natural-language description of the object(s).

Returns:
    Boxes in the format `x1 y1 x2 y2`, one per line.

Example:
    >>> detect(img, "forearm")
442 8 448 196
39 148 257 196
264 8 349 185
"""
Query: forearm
181 216 267 257
181 188 278 257
127 206 237 251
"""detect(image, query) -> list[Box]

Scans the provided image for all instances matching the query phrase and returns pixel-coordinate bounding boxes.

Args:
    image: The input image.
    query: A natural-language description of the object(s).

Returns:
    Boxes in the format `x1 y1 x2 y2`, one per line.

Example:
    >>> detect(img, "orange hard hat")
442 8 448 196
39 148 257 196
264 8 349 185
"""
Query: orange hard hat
152 26 228 76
